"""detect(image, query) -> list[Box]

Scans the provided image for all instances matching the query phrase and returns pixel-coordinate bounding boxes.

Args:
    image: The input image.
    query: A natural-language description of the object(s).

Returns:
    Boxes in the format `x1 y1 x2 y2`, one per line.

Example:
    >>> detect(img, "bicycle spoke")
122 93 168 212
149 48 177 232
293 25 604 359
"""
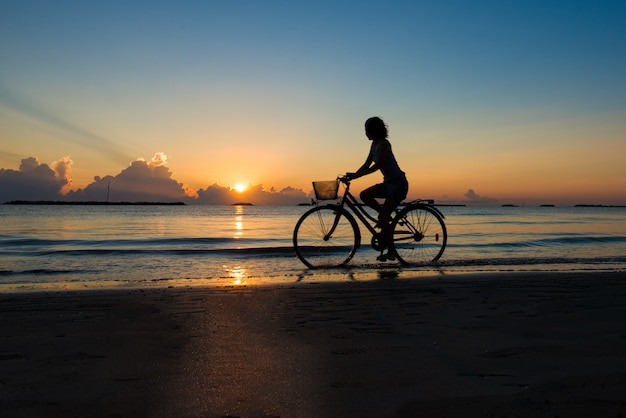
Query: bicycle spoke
294 206 359 268
391 205 447 264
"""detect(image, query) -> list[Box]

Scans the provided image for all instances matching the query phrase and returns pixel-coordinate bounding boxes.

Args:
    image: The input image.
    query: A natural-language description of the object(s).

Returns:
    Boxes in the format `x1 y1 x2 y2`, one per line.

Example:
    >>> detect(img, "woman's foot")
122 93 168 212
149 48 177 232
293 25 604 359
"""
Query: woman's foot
377 251 396 261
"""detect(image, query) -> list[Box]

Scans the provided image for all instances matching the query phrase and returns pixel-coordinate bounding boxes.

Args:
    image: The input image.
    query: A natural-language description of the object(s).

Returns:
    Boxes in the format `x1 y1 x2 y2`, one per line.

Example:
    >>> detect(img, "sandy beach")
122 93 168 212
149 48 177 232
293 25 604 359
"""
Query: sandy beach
2 272 626 417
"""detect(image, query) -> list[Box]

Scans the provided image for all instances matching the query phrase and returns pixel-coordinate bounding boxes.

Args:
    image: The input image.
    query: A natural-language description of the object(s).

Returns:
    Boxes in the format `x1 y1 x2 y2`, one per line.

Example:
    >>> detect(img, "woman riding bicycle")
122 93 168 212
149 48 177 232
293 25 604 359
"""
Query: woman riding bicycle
346 117 409 261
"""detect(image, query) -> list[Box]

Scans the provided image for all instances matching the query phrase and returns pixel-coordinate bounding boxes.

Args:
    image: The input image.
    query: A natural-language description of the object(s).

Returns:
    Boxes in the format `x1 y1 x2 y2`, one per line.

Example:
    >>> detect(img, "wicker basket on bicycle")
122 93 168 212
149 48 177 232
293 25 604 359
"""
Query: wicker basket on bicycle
312 180 339 200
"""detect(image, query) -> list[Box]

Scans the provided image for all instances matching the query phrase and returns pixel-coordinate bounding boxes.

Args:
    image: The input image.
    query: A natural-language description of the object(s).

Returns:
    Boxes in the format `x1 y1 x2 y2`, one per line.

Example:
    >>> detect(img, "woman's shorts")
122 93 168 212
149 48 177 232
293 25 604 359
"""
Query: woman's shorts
384 175 409 202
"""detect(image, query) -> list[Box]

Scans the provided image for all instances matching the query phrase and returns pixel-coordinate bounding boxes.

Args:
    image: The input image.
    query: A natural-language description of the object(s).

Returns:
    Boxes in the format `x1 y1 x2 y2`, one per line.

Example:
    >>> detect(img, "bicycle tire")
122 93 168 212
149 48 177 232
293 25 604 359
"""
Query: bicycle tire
293 205 360 268
390 204 447 264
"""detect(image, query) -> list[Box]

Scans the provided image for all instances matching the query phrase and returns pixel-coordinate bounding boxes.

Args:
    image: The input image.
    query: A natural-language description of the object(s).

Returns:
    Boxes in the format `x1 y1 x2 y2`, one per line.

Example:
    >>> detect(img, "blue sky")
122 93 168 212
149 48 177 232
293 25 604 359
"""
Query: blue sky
1 0 625 204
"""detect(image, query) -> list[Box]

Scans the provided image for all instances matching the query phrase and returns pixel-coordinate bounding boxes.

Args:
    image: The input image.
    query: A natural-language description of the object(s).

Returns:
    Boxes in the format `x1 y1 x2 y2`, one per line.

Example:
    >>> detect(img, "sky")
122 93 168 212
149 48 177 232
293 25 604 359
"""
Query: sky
1 0 625 205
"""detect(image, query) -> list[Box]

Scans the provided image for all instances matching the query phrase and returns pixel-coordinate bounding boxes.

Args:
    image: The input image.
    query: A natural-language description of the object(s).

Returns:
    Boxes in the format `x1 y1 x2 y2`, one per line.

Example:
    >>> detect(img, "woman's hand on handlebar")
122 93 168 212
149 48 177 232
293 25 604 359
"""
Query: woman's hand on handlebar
340 173 356 183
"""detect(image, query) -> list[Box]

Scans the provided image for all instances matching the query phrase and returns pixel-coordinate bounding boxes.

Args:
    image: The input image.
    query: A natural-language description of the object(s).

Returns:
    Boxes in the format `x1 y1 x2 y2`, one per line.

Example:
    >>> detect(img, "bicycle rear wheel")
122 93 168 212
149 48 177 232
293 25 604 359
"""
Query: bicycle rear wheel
391 204 447 264
293 205 359 268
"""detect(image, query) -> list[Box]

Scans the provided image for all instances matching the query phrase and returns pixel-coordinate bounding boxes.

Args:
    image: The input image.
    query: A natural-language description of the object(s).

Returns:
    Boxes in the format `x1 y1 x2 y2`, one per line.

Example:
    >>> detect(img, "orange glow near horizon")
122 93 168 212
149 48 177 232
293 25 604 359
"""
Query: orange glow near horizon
2 2 626 207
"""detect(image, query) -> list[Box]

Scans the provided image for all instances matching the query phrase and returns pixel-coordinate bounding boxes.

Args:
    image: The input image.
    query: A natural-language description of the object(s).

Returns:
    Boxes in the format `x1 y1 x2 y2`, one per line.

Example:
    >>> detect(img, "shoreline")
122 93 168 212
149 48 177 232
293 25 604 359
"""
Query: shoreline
2 271 626 416
2 268 625 294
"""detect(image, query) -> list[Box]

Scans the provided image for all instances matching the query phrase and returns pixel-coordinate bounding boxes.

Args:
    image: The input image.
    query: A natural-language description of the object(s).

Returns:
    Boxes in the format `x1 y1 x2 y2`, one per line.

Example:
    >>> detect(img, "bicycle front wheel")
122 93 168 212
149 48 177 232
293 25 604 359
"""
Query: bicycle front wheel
391 204 447 265
293 205 359 268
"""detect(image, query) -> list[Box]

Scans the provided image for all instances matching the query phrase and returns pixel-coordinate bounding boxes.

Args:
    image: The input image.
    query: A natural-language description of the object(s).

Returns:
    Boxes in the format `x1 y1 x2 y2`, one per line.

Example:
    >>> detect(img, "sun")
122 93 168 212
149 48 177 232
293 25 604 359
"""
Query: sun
234 183 247 193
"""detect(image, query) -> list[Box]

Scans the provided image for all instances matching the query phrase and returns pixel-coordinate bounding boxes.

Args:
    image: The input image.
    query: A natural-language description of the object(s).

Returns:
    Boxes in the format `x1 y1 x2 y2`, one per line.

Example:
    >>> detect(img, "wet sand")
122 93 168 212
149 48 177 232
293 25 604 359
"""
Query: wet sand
2 271 626 417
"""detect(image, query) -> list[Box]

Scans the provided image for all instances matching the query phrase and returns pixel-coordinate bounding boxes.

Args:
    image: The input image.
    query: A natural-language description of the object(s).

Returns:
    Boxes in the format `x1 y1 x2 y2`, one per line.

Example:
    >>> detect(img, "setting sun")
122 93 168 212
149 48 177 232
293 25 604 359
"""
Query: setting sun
234 184 246 193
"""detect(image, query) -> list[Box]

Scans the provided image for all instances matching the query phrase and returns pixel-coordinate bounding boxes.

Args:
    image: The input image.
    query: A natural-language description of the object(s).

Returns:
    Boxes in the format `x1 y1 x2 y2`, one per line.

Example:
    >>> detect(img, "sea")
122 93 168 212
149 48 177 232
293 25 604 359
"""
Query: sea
1 204 626 291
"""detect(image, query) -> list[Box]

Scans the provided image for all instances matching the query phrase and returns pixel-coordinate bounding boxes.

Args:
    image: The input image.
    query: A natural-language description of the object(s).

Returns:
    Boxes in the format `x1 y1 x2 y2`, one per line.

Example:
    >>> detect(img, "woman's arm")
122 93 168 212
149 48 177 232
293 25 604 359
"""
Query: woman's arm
347 142 378 179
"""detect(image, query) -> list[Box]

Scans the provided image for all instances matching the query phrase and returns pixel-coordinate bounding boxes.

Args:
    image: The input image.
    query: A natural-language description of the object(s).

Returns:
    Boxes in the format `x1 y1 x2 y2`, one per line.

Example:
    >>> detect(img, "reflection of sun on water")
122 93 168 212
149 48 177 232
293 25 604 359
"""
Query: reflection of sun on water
234 205 244 239
227 204 247 284
234 217 243 238
224 264 247 286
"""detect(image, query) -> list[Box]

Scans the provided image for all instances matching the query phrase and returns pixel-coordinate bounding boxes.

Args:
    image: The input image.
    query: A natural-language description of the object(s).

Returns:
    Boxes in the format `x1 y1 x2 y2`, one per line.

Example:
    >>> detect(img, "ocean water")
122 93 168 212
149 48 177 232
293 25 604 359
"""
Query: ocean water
1 204 625 291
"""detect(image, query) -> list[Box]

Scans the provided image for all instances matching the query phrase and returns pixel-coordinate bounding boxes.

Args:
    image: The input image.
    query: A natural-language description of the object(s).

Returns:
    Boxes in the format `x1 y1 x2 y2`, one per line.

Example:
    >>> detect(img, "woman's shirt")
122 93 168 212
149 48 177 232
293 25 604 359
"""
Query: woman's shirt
370 139 405 182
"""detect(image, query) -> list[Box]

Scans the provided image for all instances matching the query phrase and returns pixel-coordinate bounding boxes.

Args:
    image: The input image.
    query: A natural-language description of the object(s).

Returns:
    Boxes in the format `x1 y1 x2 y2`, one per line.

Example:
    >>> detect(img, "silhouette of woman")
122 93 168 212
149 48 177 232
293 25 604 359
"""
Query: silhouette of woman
347 117 408 260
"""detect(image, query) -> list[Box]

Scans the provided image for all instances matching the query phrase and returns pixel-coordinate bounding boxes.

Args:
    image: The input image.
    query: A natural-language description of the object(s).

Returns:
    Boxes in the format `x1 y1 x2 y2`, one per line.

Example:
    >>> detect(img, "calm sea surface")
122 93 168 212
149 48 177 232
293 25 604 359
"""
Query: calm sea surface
1 204 625 291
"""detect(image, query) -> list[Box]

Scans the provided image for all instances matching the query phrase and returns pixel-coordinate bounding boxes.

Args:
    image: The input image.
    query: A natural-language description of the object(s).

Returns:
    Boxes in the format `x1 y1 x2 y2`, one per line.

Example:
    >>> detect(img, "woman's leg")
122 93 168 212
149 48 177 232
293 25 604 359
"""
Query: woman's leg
360 184 385 213
379 198 399 225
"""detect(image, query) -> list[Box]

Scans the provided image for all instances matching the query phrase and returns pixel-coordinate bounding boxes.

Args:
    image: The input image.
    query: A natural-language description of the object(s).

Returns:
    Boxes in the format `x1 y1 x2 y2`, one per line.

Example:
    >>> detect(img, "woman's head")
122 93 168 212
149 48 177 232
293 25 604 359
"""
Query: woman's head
365 117 388 140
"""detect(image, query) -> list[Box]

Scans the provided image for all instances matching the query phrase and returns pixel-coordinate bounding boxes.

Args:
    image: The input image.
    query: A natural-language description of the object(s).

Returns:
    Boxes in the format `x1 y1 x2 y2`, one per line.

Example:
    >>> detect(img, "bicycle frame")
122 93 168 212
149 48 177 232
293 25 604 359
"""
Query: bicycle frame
318 177 446 244
332 180 379 237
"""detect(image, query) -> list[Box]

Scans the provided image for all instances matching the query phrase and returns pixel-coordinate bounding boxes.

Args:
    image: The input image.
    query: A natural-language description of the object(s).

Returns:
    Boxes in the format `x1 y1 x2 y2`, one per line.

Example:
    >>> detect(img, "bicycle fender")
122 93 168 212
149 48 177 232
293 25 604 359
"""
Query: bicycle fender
429 205 446 219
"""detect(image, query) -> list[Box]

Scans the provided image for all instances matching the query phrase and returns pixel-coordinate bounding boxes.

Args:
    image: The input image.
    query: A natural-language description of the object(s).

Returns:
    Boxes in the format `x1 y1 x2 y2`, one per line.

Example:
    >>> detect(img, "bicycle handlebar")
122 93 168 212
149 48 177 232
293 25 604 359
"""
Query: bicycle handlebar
337 174 352 184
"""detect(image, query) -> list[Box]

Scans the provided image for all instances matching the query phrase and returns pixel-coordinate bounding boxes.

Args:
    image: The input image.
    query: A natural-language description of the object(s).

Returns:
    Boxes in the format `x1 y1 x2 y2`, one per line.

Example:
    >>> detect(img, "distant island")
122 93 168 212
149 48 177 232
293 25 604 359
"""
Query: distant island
231 202 253 206
3 201 185 205
574 204 626 208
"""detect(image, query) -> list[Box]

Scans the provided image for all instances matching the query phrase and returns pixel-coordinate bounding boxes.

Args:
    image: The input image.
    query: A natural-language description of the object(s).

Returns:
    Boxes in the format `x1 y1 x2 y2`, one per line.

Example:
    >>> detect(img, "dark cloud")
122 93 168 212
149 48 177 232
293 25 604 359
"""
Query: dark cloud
67 153 194 202
463 189 498 205
195 183 308 205
0 157 70 201
240 184 308 206
195 183 236 205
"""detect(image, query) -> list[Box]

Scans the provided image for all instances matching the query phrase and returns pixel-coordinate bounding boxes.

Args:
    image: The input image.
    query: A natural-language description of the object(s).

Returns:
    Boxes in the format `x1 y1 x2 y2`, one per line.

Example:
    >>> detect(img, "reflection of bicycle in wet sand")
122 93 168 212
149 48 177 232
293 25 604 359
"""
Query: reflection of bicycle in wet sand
293 175 447 268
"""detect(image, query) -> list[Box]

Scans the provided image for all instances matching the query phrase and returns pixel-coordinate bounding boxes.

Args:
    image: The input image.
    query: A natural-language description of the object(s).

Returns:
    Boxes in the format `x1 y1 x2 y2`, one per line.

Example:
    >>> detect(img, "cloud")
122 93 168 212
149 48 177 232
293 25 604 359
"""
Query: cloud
195 183 308 205
1 153 310 204
51 156 74 194
149 152 168 167
243 184 309 205
195 183 236 205
0 156 72 201
67 153 195 202
463 189 498 205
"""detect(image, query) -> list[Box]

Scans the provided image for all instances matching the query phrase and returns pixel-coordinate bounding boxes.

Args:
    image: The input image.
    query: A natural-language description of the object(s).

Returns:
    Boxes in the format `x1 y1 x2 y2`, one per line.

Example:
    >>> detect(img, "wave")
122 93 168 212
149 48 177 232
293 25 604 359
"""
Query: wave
0 236 270 247
450 235 626 248
26 246 297 257
0 236 289 255
0 268 90 277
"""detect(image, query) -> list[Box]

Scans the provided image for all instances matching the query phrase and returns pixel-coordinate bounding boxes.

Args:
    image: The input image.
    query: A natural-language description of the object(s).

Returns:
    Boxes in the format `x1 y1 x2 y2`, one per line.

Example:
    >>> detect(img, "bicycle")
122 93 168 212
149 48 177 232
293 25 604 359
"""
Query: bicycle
293 175 447 268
